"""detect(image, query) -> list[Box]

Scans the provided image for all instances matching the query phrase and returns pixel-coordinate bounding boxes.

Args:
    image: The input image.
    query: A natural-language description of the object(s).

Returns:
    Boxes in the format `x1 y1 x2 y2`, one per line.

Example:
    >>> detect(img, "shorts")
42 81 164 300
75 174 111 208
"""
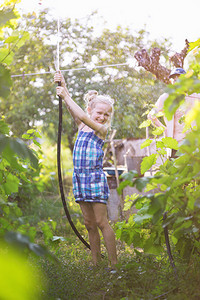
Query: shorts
72 168 109 204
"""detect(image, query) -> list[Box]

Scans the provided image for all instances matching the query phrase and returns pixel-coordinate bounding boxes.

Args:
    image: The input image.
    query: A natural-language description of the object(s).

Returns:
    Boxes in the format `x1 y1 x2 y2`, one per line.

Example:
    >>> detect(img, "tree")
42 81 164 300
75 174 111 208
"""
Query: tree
134 39 190 84
0 0 37 238
3 9 173 151
0 2 60 252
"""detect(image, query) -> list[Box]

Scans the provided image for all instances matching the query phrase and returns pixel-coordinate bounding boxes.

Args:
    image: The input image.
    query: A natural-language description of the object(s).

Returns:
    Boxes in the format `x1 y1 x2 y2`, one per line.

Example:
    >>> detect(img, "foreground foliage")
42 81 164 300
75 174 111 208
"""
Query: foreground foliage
116 42 200 262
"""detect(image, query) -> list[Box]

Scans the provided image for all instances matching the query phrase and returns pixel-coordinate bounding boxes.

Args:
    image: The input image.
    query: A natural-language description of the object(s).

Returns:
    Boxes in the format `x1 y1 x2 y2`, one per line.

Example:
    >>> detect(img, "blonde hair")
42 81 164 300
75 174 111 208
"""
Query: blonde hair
84 90 114 127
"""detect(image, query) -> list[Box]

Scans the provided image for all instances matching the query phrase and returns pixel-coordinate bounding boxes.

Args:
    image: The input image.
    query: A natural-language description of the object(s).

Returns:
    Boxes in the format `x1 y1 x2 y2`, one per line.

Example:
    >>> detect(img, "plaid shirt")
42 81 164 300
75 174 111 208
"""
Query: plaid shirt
72 131 109 203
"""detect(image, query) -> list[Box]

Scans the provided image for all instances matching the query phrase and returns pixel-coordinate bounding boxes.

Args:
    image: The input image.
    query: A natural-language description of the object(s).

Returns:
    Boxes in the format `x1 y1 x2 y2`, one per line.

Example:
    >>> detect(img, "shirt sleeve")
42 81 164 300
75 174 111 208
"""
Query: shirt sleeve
148 93 169 117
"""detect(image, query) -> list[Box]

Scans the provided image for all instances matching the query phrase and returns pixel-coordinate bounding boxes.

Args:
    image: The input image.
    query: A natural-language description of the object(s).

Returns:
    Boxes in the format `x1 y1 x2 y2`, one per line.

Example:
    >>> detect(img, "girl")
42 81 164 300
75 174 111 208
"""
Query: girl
54 72 117 267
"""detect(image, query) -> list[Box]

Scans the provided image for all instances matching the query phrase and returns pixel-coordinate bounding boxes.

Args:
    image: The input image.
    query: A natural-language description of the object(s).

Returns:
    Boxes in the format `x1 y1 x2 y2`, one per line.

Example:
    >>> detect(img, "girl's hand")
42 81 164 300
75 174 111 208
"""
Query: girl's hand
54 71 66 88
56 86 70 100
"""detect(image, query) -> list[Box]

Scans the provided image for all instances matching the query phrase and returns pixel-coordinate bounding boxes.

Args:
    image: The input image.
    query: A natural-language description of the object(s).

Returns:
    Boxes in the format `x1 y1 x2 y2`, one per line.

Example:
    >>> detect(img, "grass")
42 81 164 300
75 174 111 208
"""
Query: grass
30 236 200 300
24 193 200 300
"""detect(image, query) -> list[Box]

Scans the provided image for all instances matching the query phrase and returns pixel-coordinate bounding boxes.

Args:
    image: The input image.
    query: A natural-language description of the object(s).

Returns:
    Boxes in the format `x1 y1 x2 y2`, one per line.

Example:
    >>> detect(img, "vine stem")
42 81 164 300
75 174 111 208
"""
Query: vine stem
163 211 178 280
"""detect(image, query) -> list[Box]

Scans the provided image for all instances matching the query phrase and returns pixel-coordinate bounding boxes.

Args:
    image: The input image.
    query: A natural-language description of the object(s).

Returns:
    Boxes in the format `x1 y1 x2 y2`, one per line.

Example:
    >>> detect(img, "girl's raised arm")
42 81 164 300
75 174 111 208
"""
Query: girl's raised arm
55 84 107 138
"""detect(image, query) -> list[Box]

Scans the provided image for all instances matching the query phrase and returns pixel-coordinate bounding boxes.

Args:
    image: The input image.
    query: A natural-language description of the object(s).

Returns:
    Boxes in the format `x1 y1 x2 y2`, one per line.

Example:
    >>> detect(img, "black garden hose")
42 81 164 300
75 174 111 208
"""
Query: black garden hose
57 85 91 250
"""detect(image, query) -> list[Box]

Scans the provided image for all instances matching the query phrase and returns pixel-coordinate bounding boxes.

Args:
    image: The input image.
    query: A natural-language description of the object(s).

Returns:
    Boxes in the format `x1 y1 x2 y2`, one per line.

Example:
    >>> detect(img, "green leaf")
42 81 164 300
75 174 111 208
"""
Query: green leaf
124 201 134 211
34 131 42 138
134 177 152 192
49 219 57 231
143 238 163 255
120 170 139 181
140 139 152 149
14 31 30 49
152 126 165 136
124 194 139 211
0 8 17 27
4 231 58 261
52 236 67 242
9 137 38 168
156 141 164 149
0 64 12 98
118 170 139 194
156 111 165 118
3 173 20 195
188 39 200 52
0 119 10 135
4 35 19 43
0 135 38 168
117 180 133 195
0 134 9 152
147 195 167 224
175 237 193 259
139 119 151 128
0 48 14 64
27 129 35 134
161 137 178 150
140 154 157 174
22 134 31 139
131 232 143 248
164 93 185 120
173 153 190 166
134 213 152 224
157 149 167 156
32 139 41 148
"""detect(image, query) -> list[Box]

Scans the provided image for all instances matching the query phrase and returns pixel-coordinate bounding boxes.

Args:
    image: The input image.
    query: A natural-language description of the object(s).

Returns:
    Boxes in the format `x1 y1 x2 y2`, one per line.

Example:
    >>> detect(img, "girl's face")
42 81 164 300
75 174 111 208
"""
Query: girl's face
88 102 112 125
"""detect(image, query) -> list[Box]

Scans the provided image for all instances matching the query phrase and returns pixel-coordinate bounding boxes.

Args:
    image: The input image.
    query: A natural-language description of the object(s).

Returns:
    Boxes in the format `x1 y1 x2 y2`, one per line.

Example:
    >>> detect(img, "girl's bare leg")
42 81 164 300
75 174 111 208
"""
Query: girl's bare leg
79 202 101 265
92 203 117 267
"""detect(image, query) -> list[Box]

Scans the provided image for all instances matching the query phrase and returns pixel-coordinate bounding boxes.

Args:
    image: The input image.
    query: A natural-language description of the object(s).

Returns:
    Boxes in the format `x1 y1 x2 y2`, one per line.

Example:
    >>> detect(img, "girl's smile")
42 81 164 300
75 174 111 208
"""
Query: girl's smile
88 102 112 125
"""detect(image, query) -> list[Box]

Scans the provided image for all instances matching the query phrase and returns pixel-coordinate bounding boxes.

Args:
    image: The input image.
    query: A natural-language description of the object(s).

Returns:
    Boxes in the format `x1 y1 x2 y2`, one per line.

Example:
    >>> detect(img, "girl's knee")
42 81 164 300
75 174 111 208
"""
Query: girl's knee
96 218 109 231
84 219 97 232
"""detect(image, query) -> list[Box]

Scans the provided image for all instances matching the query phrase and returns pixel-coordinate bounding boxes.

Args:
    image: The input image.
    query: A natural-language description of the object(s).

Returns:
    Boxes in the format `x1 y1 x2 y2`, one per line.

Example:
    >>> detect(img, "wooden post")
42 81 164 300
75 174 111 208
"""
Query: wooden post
110 130 124 220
